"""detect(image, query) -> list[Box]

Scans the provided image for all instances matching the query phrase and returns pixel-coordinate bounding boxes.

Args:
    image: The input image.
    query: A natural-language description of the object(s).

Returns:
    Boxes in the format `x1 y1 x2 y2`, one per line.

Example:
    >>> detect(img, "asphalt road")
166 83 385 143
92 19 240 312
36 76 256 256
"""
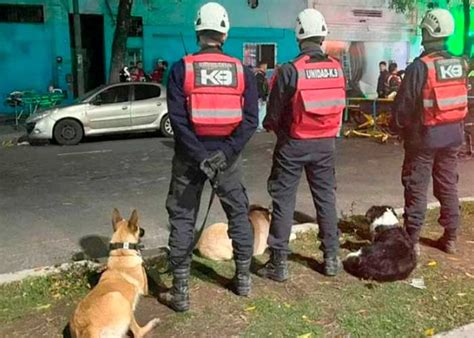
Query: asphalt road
1 133 473 274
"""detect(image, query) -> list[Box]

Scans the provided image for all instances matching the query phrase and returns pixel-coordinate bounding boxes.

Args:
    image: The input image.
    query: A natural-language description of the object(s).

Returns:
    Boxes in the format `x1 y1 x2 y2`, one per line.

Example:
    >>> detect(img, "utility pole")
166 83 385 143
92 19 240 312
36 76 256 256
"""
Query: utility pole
72 0 85 97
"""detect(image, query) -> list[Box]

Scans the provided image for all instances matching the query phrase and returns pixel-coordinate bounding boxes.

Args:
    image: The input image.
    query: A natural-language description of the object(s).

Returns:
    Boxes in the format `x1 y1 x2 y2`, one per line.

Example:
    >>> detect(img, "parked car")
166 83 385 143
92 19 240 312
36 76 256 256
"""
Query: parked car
26 82 172 145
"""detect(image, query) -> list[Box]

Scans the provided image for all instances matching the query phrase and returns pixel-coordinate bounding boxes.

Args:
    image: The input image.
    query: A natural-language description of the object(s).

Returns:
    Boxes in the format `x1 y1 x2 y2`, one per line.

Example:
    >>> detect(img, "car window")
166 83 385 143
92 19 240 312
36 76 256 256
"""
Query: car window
98 86 129 104
134 85 161 101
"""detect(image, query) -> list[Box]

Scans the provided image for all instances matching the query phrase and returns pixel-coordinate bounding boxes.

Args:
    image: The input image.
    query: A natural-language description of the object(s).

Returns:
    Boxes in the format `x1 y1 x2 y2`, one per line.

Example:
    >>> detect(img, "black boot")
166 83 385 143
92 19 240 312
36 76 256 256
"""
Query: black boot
323 256 341 277
233 258 252 296
406 228 421 257
436 231 457 254
159 265 190 312
257 250 289 282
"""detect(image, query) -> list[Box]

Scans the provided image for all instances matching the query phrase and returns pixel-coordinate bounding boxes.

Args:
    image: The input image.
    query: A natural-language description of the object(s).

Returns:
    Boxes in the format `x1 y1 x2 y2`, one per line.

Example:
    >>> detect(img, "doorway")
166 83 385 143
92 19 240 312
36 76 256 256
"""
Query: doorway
69 14 105 96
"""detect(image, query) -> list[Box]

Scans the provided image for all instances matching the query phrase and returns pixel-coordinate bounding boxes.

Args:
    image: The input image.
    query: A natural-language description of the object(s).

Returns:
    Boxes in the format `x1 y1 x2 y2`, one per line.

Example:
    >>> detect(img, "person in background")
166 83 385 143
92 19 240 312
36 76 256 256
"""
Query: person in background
119 66 131 82
131 61 146 81
397 69 406 80
385 62 402 98
151 59 168 84
255 62 269 131
377 61 389 98
391 9 468 256
269 64 280 93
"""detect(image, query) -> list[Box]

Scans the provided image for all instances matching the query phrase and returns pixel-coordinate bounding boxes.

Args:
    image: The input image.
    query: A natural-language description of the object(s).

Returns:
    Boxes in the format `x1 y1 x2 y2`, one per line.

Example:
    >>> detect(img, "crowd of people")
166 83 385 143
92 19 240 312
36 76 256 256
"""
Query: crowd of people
119 59 169 83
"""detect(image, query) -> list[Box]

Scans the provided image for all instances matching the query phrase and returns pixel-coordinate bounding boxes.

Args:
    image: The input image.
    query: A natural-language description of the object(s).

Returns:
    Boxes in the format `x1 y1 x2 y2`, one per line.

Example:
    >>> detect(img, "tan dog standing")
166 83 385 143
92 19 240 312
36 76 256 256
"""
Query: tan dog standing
197 205 271 261
70 209 159 338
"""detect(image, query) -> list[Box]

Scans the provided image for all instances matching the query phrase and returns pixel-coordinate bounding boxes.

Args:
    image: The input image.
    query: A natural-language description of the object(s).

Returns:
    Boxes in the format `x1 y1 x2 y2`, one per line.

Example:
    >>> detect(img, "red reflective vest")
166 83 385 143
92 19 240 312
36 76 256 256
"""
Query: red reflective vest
290 55 346 139
183 53 245 137
420 53 468 126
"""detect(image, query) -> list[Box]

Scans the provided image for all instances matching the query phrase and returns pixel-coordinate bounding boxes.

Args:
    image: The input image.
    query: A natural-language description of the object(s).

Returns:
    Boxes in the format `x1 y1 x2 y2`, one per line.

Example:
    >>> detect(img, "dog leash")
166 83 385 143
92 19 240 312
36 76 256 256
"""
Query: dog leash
158 170 219 274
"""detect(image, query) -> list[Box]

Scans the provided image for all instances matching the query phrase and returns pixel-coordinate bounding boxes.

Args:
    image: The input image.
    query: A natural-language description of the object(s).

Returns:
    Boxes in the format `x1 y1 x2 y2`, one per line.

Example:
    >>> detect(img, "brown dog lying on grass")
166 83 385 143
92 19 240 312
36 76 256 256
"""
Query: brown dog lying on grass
197 205 271 260
70 209 159 338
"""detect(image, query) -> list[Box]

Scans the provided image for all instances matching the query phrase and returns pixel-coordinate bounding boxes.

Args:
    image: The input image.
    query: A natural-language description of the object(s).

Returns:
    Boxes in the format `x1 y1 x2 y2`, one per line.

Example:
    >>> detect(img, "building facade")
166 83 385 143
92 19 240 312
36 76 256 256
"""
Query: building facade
0 0 470 114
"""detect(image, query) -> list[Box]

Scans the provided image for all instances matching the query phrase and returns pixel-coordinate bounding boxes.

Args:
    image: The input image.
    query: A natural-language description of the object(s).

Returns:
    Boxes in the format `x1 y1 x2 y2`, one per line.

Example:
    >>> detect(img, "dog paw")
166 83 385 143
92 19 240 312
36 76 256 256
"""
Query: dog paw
150 318 160 328
345 249 362 259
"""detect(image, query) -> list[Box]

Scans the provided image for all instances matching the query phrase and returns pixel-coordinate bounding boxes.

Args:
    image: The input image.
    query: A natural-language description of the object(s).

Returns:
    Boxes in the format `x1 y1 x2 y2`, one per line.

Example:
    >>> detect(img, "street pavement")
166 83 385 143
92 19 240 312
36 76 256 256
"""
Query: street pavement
1 133 473 274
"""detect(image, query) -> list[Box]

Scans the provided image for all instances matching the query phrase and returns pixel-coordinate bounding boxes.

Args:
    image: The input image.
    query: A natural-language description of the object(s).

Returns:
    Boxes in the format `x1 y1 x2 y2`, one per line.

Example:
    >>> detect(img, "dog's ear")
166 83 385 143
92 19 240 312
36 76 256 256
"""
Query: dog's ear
128 209 139 233
389 207 398 218
365 206 378 223
112 208 122 231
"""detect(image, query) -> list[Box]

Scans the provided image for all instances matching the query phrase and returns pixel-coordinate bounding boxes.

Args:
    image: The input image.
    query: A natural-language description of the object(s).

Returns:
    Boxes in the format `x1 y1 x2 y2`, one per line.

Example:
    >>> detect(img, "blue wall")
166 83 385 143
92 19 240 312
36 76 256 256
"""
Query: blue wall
0 0 72 114
0 0 304 114
143 26 299 73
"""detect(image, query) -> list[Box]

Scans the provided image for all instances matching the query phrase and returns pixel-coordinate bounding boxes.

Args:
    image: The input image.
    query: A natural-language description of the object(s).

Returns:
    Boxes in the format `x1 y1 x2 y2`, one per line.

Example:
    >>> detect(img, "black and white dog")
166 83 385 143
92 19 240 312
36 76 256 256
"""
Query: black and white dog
343 206 417 282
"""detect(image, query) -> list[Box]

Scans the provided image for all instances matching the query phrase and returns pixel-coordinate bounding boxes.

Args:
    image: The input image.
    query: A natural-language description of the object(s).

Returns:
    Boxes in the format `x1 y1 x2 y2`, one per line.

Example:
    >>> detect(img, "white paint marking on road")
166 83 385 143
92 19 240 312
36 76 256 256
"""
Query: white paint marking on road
57 149 112 157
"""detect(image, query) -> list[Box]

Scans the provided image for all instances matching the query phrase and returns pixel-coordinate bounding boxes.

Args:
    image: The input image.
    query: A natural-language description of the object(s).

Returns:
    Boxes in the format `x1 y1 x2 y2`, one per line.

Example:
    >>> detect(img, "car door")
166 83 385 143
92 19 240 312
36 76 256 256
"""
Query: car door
86 84 131 130
130 84 164 126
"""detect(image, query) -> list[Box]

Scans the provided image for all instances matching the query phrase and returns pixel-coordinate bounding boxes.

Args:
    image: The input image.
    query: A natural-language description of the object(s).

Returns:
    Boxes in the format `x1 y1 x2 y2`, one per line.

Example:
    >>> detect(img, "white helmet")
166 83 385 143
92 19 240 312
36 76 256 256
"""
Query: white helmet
295 9 328 40
421 9 455 38
195 2 230 34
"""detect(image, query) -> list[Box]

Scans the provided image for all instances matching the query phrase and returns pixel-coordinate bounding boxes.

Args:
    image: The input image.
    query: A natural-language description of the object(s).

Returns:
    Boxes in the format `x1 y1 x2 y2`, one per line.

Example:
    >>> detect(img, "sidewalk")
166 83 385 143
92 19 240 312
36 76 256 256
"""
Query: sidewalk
0 115 27 144
435 323 474 338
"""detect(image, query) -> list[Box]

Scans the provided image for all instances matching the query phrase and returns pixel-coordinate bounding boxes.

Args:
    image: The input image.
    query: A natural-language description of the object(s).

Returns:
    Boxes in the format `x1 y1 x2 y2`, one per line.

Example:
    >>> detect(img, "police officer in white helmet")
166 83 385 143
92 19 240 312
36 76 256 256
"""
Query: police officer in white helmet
259 9 346 281
392 9 469 256
159 2 258 312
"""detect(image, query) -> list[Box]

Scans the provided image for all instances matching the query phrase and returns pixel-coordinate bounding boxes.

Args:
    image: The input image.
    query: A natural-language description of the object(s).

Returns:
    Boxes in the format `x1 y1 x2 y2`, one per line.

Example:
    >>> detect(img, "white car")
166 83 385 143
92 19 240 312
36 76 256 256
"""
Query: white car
26 82 172 145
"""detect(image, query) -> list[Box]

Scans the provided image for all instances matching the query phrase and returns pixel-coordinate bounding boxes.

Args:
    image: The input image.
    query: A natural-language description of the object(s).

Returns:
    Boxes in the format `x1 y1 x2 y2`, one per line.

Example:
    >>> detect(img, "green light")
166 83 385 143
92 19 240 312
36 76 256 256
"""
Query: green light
446 6 465 56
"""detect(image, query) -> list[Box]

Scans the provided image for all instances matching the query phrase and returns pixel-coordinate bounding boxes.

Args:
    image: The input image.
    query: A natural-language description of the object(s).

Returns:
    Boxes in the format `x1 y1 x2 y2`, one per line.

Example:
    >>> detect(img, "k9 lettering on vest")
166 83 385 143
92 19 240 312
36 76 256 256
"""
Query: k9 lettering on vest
439 64 463 80
435 59 465 81
200 69 233 85
305 68 339 79
194 62 238 87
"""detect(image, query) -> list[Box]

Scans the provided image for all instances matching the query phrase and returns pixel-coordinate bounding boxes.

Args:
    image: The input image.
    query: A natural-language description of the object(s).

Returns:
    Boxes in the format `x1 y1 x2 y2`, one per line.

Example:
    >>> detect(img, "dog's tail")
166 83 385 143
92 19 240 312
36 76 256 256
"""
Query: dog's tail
343 253 417 282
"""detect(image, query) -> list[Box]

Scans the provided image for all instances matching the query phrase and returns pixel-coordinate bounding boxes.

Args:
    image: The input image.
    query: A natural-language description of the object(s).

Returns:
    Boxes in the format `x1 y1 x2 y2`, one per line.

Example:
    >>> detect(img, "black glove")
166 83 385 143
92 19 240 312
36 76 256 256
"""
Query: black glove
200 151 227 181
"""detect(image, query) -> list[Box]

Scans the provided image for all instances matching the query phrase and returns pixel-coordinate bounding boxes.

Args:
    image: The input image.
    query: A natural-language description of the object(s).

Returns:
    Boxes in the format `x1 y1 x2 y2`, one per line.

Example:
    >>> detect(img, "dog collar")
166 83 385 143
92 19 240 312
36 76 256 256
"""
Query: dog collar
374 224 399 233
109 242 143 252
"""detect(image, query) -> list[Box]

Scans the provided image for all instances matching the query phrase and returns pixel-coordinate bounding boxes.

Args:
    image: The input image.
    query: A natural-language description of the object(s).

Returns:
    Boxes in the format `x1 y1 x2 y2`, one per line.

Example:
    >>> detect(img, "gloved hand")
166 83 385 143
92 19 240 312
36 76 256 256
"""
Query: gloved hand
200 151 227 181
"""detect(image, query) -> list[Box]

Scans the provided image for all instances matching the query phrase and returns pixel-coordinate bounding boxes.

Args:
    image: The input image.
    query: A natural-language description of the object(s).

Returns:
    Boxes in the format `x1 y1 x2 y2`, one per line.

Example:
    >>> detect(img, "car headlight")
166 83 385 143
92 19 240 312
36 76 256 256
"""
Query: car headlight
27 110 55 123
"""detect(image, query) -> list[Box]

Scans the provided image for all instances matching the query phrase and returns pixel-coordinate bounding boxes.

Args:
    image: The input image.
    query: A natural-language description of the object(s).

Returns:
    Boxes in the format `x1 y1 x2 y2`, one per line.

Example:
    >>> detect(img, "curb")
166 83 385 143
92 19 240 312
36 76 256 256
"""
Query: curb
434 323 474 338
0 261 102 285
0 133 27 147
0 225 317 286
1 197 473 285
394 197 474 215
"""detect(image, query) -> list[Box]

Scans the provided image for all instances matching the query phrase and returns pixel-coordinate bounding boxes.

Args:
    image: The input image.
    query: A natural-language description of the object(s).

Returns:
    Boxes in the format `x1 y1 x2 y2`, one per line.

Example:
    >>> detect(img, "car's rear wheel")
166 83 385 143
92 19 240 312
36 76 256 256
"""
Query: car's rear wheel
160 114 173 138
53 119 83 145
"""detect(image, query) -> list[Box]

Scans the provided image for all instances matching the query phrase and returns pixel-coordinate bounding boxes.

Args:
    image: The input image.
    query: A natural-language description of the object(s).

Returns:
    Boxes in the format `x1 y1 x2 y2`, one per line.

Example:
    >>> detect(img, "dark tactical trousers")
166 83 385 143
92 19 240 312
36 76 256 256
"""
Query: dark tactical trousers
267 138 339 258
402 146 461 242
166 155 253 266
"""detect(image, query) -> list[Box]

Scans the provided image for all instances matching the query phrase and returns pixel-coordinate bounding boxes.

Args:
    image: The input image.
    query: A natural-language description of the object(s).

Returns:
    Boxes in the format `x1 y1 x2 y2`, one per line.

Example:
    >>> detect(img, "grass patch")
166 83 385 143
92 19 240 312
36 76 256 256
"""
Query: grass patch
243 297 324 337
336 269 474 337
0 264 95 324
1 202 473 337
